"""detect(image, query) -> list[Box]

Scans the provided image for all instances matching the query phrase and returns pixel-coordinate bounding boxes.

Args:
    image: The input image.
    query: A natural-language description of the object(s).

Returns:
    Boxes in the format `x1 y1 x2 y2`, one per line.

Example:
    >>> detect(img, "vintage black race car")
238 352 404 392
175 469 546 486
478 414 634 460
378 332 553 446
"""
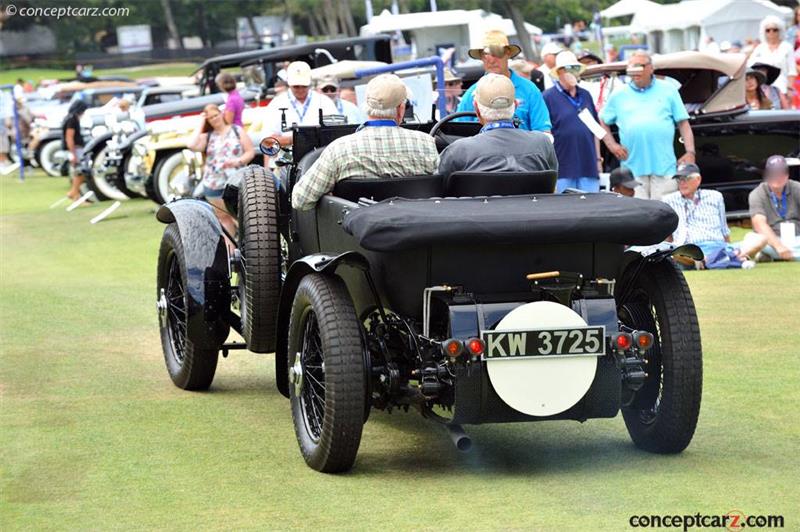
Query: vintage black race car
154 116 704 473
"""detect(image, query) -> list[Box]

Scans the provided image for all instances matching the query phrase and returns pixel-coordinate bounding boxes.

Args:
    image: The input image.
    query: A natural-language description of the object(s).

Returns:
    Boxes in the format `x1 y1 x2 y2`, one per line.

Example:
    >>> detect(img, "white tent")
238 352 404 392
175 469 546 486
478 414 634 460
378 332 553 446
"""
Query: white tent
600 0 659 20
360 9 542 62
629 0 793 53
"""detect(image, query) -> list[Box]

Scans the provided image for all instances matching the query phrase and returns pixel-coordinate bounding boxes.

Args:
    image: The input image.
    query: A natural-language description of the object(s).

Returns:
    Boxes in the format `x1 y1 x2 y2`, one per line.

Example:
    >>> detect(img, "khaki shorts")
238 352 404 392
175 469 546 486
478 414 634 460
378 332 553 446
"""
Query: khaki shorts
633 175 678 200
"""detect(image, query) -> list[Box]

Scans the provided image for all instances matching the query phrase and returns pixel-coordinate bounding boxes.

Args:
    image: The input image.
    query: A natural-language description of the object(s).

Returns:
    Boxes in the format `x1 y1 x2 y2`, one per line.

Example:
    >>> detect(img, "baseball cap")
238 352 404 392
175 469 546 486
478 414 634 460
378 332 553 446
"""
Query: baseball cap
541 42 563 57
468 30 522 60
475 73 515 109
609 167 640 189
673 163 701 179
286 61 312 86
365 74 407 111
317 76 339 90
764 155 789 178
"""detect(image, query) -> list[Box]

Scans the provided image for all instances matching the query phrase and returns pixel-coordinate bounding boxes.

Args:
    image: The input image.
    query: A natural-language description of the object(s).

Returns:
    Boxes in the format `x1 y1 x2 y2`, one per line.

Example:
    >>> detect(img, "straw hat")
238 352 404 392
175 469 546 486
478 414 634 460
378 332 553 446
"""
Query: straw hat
550 51 586 79
468 30 522 60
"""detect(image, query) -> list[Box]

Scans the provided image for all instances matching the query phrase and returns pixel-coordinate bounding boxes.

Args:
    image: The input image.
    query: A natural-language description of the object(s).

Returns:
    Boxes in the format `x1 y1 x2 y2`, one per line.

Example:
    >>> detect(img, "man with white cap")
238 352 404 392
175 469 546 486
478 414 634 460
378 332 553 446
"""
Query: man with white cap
543 51 621 193
262 61 338 147
317 76 365 124
439 73 557 178
536 41 563 91
456 30 551 133
292 74 439 211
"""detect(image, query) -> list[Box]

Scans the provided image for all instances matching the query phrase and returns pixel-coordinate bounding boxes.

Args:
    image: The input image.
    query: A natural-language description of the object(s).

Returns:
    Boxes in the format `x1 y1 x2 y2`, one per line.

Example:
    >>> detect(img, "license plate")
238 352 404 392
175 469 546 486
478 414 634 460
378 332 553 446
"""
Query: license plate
481 326 605 359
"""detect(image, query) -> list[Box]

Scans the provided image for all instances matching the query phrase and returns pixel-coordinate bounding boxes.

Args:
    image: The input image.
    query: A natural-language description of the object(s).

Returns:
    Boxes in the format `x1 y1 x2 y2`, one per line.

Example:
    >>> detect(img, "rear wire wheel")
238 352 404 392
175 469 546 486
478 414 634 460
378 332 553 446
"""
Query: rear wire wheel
618 260 702 453
287 274 366 473
157 223 219 390
237 165 280 353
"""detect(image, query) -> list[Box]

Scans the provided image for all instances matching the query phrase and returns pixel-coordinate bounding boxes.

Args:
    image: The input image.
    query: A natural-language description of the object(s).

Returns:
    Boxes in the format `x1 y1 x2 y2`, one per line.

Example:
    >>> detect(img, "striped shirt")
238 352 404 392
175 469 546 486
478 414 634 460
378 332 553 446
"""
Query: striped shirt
662 188 730 245
291 125 439 210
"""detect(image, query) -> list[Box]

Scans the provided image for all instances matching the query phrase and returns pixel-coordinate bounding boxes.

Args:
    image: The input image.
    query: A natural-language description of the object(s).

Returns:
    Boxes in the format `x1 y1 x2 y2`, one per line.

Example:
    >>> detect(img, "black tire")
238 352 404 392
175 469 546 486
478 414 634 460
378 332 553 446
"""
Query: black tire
618 260 702 454
85 144 128 201
157 223 219 390
237 165 280 353
146 153 174 204
287 273 366 473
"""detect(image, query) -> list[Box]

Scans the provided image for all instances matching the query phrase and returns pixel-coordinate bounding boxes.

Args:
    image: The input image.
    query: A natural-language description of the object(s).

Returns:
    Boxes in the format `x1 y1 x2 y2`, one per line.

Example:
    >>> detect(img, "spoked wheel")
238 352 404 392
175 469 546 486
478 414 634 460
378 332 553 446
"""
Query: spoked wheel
237 165 280 353
618 260 702 453
287 274 366 473
157 223 219 390
87 145 128 201
115 153 147 199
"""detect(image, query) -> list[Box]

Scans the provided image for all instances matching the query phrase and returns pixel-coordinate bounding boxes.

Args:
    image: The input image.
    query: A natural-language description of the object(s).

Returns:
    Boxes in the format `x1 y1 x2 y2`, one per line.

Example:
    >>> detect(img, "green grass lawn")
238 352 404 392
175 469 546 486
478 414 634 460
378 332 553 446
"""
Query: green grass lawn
1 171 798 530
0 64 197 86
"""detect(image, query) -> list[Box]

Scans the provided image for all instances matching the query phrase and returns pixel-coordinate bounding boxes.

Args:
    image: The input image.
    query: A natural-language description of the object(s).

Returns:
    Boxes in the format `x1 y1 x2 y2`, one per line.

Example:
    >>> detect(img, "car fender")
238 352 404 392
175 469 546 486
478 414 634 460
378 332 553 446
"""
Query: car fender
616 244 703 305
274 251 370 398
117 129 148 153
157 199 231 350
83 131 113 155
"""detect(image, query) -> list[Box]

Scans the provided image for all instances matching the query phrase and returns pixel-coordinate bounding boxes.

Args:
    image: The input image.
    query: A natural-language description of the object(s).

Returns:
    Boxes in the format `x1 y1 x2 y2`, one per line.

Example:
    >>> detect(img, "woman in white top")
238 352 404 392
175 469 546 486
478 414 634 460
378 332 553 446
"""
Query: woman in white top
749 15 797 108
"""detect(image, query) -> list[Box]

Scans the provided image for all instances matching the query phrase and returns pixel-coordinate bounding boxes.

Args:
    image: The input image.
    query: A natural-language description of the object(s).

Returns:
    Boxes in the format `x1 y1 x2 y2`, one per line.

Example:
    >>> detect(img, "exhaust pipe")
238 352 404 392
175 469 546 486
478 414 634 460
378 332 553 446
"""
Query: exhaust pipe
446 424 472 452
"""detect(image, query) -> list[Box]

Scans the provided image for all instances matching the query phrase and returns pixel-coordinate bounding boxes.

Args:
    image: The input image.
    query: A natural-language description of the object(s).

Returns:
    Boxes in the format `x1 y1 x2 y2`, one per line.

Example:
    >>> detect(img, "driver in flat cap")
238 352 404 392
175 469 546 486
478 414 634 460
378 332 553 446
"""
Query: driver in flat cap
455 30 551 133
292 74 439 211
439 74 557 178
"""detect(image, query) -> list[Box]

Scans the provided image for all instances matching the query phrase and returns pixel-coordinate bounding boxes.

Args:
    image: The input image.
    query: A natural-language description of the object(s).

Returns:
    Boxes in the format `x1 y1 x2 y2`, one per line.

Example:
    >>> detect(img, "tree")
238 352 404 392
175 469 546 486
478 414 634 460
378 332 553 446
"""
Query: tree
502 0 534 60
160 0 182 49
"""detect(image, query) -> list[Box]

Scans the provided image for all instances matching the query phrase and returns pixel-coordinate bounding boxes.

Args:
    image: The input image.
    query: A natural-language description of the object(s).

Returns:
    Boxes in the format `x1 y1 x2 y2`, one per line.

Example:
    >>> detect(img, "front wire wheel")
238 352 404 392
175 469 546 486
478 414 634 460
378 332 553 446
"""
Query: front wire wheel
287 274 366 473
618 260 702 453
157 223 219 390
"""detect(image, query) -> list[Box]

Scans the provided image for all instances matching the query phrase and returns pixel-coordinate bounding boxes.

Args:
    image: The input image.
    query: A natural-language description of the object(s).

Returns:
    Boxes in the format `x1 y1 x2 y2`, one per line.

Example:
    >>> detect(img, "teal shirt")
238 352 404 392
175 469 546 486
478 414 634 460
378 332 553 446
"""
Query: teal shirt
600 79 689 178
456 70 551 132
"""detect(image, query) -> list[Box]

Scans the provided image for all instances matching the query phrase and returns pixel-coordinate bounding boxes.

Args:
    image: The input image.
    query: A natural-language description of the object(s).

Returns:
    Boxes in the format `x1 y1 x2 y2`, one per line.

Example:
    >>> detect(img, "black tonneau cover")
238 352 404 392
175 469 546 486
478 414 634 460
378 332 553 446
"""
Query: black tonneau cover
343 194 678 252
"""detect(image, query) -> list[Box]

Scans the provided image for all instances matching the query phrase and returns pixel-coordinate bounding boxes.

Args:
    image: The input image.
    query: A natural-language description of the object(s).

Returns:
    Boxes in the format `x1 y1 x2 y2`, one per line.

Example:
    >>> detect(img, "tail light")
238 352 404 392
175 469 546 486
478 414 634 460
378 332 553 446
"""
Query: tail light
466 338 485 356
613 332 632 351
442 339 464 358
634 331 654 350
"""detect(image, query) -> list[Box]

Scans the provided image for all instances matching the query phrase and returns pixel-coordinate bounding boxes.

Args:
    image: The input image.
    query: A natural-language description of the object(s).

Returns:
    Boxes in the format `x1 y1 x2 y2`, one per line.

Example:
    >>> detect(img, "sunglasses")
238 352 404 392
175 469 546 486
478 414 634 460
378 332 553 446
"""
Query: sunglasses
480 46 508 59
445 81 461 87
320 86 338 93
766 27 779 33
561 65 583 73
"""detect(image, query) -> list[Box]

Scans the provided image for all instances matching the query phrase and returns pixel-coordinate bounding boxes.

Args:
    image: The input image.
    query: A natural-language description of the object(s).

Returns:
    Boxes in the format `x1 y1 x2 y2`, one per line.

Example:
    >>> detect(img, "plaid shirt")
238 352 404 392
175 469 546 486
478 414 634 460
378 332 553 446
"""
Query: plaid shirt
662 188 730 245
291 125 439 210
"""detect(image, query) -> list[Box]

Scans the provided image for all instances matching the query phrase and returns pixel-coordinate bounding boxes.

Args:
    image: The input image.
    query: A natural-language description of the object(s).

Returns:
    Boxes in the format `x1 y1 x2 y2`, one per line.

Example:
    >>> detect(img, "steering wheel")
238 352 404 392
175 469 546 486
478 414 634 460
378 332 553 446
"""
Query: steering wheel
429 111 477 138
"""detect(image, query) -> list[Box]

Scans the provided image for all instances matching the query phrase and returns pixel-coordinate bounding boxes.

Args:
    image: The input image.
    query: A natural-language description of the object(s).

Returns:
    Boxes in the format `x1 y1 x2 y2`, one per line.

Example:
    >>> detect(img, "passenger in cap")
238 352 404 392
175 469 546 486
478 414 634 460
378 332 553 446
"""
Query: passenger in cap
609 167 640 197
262 61 338 148
438 73 557 179
316 76 364 124
455 30 551 132
292 74 439 211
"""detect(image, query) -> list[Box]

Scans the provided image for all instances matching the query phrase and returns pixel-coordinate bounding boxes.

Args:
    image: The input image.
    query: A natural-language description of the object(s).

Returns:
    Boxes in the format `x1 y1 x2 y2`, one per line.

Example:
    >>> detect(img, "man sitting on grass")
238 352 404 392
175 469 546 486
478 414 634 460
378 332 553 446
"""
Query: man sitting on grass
662 163 764 269
747 155 800 262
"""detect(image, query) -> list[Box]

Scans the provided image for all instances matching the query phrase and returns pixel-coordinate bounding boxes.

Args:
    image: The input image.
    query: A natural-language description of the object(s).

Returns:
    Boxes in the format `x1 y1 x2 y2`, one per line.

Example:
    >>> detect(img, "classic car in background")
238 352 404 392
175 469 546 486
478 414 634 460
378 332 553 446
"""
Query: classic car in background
584 51 800 219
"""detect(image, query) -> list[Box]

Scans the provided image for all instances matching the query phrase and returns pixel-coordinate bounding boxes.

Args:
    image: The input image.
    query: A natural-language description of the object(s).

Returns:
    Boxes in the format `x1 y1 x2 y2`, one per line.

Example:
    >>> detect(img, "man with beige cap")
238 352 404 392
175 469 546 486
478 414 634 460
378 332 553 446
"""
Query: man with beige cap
439 73 557 178
456 30 550 133
292 74 439 211
262 61 338 147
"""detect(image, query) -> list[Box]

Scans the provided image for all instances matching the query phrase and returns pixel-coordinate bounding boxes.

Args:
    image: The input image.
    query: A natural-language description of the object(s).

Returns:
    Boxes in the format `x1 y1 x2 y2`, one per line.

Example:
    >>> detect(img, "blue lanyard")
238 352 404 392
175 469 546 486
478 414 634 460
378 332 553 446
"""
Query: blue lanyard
769 188 788 219
363 120 397 127
480 120 516 133
335 98 343 114
555 82 583 111
289 94 312 122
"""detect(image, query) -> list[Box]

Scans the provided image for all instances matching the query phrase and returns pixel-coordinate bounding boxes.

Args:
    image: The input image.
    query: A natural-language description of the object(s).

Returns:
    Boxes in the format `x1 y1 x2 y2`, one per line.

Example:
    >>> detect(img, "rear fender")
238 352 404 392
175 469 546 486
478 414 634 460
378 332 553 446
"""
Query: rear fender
157 199 231 349
616 244 703 305
275 251 369 397
82 132 113 156
117 129 148 152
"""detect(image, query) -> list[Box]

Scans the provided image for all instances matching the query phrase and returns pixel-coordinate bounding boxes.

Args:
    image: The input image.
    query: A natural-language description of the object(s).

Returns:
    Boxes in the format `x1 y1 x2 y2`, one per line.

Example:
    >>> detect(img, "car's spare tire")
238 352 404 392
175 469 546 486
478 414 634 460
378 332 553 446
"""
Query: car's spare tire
618 259 702 454
157 223 219 390
287 273 366 473
237 165 280 353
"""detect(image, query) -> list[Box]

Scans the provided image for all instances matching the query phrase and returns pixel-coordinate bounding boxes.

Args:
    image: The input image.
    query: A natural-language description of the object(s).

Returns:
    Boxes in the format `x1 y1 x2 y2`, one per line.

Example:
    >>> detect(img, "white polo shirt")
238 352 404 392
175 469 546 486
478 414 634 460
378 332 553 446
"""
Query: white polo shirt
262 90 338 135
